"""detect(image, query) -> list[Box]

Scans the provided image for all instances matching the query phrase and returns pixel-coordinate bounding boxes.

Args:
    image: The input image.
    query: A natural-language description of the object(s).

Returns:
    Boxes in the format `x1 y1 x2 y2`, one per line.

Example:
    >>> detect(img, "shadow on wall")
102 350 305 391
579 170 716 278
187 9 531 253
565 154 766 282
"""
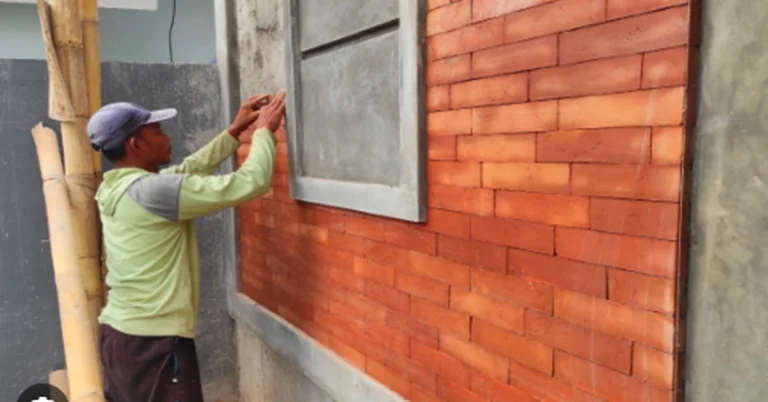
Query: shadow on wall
0 59 236 402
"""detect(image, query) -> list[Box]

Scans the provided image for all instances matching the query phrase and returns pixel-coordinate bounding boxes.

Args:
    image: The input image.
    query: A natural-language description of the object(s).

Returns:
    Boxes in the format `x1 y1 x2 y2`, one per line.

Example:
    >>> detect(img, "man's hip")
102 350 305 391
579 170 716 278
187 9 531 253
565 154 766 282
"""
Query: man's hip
98 323 203 402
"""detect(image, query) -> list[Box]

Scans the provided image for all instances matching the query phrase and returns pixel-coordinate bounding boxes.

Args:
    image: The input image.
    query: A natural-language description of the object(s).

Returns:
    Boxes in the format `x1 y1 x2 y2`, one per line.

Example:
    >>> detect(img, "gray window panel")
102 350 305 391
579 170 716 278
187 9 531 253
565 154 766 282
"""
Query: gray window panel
283 0 427 222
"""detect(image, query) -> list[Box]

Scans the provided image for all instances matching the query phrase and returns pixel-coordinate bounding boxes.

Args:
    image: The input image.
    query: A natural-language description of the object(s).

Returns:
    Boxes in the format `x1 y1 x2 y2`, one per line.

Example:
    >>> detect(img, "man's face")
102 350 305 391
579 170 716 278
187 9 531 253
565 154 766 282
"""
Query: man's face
132 123 172 166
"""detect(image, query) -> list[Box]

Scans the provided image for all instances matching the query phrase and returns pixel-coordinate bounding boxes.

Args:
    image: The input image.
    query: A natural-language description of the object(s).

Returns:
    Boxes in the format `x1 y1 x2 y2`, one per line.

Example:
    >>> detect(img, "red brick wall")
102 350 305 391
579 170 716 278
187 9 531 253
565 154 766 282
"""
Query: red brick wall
237 0 694 401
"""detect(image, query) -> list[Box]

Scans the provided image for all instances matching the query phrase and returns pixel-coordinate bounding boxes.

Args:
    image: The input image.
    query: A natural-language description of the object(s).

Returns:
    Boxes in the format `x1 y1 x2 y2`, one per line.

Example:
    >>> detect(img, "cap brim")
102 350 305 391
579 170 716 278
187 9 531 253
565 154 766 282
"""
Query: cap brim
146 108 178 124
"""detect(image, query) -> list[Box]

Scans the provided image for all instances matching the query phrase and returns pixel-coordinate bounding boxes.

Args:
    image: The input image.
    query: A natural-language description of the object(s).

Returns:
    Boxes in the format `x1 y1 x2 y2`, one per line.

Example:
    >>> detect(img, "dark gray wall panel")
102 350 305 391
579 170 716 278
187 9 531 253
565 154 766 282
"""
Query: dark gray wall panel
299 30 400 186
298 0 398 51
684 1 768 401
0 59 236 402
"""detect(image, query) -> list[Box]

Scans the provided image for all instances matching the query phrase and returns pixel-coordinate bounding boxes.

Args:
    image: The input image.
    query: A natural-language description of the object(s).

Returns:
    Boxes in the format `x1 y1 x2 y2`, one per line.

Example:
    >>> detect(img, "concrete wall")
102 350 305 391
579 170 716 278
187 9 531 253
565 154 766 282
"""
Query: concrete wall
0 59 236 401
0 0 215 63
684 1 768 401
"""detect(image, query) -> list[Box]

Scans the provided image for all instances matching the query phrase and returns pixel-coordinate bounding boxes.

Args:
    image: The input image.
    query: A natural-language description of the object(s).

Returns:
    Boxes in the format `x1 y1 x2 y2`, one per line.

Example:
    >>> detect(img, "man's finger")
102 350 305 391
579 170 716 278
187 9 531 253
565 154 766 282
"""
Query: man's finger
245 94 271 110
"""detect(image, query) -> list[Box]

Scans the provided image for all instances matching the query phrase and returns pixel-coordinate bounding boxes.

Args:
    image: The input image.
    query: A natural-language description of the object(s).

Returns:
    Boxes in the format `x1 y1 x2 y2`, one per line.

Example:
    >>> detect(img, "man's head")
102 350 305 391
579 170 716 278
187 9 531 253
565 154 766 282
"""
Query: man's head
87 102 177 171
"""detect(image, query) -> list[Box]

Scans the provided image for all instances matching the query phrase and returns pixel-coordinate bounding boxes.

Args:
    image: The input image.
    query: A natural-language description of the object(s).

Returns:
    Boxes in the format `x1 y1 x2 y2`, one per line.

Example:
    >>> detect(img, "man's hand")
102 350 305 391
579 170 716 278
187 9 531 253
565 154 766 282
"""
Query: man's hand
228 94 272 139
254 89 287 133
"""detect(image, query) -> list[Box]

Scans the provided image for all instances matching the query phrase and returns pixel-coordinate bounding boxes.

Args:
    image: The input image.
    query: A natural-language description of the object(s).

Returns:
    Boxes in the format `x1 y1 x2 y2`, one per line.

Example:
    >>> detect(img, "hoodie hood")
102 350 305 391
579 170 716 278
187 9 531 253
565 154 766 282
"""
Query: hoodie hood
96 168 151 217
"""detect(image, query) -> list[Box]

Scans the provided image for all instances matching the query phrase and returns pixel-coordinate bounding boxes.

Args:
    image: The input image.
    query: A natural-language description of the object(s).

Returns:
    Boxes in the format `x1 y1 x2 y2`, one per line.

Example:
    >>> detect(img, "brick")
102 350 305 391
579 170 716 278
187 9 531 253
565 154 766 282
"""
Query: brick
364 280 410 313
608 0 687 19
412 386 442 402
451 291 524 333
492 382 537 402
428 161 481 187
590 198 679 240
555 351 673 402
609 269 675 314
560 87 684 129
427 86 451 111
554 289 675 352
472 0 555 21
327 336 366 370
537 128 651 164
508 360 603 402
306 208 346 232
346 292 389 322
471 269 553 313
428 0 451 10
366 359 411 397
643 46 688 88
409 363 438 393
428 109 472 136
471 213 556 256
472 35 558 78
412 297 470 338
328 267 364 292
314 309 365 340
353 257 395 286
327 231 366 255
365 320 411 356
495 191 589 228
505 0 605 43
571 164 681 202
472 319 553 374
437 378 486 402
457 134 535 162
408 250 472 288
384 224 438 255
469 372 497 400
473 101 557 134
386 309 440 347
395 271 450 305
343 215 384 241
532 55 641 100
482 162 570 193
450 73 527 109
652 126 684 165
556 227 676 277
428 136 457 161
427 0 471 36
561 7 689 65
430 17 504 60
526 312 632 373
364 240 411 268
633 344 675 389
428 55 471 86
438 234 508 273
441 334 509 382
428 185 494 215
422 208 471 239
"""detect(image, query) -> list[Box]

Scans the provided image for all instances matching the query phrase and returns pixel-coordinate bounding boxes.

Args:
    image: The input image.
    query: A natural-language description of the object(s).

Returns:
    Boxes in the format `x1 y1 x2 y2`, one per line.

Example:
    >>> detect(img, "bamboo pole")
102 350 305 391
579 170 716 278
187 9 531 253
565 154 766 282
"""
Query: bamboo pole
80 0 101 173
44 0 103 339
31 124 105 402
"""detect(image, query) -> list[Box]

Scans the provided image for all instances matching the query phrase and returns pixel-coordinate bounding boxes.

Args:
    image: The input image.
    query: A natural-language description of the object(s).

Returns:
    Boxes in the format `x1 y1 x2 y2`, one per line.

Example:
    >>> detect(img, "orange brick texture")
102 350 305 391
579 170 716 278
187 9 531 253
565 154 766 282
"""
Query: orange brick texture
236 0 693 401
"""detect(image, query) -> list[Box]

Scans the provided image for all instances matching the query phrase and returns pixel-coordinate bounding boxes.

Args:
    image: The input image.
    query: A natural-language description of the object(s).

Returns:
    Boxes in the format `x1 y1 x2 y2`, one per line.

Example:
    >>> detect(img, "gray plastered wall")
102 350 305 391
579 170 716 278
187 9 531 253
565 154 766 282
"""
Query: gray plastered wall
684 0 768 401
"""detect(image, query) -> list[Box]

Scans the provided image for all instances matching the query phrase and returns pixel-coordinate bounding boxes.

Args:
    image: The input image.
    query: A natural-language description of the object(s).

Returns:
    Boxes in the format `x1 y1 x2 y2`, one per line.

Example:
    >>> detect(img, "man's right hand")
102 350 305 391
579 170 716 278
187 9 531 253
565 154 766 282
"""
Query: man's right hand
254 89 287 133
228 94 272 140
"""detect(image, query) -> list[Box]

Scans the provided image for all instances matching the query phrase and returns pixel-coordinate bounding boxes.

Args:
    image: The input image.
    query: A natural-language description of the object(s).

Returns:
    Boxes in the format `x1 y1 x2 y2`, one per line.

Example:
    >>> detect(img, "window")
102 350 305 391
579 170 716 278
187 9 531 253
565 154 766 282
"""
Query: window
1 0 157 10
282 0 427 222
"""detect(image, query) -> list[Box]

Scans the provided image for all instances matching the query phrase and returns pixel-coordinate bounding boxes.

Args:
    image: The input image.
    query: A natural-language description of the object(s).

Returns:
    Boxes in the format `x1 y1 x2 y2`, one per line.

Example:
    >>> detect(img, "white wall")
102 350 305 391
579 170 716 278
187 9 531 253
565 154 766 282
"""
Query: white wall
0 0 215 63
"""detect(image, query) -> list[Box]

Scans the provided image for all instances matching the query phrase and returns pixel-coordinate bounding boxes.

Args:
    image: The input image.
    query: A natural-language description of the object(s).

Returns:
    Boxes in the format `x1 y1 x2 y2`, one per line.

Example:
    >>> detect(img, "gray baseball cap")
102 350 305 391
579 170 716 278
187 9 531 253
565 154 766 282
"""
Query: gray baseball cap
87 102 177 151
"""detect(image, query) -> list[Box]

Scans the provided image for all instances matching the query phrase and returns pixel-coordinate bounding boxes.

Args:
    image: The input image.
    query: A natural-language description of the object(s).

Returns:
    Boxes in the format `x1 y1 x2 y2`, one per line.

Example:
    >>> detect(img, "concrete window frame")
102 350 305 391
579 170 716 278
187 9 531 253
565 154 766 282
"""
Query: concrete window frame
282 0 427 223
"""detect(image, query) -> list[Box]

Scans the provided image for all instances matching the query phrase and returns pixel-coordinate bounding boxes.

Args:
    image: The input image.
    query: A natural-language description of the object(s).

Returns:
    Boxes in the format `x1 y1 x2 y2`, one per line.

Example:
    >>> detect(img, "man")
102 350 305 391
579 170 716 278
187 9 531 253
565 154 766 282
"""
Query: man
87 90 286 402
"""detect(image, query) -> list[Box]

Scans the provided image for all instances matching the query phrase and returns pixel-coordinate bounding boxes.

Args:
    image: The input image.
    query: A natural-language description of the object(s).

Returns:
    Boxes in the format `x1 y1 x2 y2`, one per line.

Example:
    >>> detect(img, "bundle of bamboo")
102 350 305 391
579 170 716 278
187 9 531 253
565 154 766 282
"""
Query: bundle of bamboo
31 0 105 400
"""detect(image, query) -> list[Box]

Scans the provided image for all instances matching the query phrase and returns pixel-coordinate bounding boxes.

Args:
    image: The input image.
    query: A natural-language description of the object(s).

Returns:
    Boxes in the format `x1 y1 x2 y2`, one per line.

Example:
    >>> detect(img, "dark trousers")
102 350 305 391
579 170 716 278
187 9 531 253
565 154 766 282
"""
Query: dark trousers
98 324 204 402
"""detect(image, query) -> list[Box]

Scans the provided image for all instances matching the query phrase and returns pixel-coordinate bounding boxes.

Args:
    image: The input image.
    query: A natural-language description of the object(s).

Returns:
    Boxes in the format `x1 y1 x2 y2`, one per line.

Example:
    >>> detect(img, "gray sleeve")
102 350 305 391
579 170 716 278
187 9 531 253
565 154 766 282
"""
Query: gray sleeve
126 174 185 222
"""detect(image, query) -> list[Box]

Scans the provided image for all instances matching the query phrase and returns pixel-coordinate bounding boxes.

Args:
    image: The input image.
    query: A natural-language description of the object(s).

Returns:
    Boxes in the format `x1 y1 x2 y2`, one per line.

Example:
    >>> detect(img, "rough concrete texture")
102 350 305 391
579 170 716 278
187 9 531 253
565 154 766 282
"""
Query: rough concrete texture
235 0 285 97
236 320 337 402
685 1 768 401
0 59 237 402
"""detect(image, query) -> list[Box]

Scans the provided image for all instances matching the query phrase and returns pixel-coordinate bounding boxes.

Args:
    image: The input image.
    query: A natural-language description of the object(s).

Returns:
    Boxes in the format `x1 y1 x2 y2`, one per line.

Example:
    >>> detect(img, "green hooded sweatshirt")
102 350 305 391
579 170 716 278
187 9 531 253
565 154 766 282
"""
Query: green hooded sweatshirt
95 128 275 338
